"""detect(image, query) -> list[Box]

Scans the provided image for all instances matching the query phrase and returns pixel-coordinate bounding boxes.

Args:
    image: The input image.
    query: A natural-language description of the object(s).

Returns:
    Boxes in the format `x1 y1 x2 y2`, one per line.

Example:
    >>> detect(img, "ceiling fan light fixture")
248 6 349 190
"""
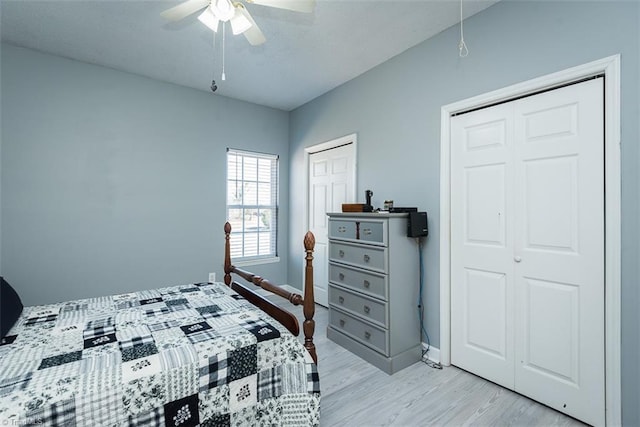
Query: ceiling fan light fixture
162 0 315 47
198 7 220 32
210 0 235 22
230 6 253 35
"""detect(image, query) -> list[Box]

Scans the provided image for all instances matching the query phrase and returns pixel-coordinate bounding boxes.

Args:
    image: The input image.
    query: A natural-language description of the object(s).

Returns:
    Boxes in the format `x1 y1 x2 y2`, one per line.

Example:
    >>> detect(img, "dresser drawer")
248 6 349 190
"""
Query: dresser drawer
329 241 387 273
329 263 387 301
329 308 388 355
328 218 386 245
329 284 387 328
358 220 385 244
329 219 357 240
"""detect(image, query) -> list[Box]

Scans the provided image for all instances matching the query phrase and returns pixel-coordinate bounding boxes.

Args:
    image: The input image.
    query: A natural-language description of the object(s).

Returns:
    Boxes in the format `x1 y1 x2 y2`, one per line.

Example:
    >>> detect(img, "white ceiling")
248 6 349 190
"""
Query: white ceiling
1 0 499 111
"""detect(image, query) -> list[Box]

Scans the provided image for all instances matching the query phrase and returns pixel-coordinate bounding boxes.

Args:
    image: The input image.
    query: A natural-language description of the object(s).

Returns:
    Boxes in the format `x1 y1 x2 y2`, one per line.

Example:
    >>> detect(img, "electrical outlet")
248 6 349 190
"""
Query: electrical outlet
208 272 216 283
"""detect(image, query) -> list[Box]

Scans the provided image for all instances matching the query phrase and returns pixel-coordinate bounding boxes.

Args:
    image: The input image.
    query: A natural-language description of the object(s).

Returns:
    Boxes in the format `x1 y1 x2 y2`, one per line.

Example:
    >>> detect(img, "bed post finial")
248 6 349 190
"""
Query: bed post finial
224 222 232 286
303 231 317 364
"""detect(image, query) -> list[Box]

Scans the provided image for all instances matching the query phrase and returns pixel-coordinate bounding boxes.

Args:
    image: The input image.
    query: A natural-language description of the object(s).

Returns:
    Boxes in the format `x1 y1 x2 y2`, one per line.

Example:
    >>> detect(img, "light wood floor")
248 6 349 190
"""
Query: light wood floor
290 302 586 427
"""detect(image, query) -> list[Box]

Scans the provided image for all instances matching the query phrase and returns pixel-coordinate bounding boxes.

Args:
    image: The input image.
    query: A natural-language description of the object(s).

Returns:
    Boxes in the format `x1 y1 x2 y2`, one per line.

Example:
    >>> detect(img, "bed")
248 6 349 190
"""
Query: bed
0 223 319 426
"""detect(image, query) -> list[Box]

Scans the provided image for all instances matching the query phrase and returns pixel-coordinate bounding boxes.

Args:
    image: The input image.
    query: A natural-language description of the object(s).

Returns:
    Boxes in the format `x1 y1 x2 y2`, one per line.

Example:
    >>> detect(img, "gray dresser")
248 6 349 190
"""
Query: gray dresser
326 212 422 374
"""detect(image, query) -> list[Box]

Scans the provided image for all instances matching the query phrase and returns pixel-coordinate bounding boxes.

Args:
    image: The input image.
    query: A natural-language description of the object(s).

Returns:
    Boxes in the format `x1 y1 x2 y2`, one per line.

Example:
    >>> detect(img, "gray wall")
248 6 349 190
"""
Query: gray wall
1 0 639 424
1 44 289 306
0 56 2 278
288 0 639 424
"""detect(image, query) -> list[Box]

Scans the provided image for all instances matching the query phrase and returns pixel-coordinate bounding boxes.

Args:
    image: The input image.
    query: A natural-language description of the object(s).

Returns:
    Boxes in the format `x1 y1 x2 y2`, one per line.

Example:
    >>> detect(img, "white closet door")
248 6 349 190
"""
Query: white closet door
451 102 516 388
308 144 355 307
451 78 604 426
513 79 604 425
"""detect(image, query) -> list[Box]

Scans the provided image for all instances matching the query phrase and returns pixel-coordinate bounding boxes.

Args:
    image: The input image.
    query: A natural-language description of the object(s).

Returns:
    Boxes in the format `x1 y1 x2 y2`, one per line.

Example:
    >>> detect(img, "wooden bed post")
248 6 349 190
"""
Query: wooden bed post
303 231 318 364
223 221 317 364
224 222 232 286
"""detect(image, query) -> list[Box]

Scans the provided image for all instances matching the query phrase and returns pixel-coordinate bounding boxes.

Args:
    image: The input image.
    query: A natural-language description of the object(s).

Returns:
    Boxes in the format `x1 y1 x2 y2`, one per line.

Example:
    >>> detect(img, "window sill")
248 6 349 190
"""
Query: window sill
233 257 280 267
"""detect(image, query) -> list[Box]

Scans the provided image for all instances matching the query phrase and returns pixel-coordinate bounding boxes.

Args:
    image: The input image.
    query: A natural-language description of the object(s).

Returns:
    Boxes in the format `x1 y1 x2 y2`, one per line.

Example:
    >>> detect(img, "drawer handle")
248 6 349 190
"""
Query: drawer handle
339 250 345 258
363 254 370 262
338 226 347 233
363 280 370 288
364 331 371 340
364 305 370 314
338 296 344 304
339 319 345 327
339 273 345 280
362 228 372 235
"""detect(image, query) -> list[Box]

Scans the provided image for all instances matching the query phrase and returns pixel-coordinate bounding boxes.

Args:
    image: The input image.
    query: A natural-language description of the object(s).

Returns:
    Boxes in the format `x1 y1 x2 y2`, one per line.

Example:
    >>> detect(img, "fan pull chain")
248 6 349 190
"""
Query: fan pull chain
222 23 227 81
210 32 218 92
459 0 469 57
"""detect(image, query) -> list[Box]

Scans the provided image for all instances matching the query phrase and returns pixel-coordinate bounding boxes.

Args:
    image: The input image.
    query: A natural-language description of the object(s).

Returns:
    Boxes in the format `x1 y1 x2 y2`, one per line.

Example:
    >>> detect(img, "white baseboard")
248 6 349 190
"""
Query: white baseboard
421 343 441 364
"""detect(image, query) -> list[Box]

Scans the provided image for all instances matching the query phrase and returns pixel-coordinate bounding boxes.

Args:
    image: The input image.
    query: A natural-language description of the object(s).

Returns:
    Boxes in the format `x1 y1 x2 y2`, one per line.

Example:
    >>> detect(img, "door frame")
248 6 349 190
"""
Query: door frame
439 56 621 425
302 133 358 296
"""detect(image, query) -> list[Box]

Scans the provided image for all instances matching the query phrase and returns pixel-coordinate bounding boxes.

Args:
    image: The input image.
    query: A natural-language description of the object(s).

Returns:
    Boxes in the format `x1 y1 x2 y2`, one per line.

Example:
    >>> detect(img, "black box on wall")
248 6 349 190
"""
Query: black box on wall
407 211 428 237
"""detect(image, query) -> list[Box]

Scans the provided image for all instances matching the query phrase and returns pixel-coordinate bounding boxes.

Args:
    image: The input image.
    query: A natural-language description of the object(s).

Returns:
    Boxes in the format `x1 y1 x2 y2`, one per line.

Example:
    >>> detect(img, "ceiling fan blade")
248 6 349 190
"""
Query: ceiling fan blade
161 0 210 21
237 7 266 45
248 0 315 14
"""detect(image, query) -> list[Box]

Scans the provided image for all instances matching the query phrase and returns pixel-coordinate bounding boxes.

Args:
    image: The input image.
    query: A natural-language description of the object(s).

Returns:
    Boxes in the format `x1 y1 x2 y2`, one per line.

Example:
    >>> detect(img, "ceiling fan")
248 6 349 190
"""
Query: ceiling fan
161 0 316 46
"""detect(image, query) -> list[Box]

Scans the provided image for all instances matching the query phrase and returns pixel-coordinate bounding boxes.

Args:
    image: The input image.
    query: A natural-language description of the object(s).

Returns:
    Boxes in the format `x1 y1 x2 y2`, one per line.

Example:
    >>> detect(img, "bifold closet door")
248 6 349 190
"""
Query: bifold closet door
512 79 604 425
450 101 516 389
451 78 605 426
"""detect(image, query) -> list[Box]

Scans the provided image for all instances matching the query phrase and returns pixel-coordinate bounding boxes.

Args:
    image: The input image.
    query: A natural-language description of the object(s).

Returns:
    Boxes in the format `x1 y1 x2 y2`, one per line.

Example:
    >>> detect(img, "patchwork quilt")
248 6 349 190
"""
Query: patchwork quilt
0 282 320 426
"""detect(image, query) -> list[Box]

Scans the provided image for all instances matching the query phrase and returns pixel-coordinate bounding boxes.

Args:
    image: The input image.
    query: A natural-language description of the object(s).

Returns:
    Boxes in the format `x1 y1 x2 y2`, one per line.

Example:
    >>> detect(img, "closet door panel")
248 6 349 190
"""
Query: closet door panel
451 103 515 389
513 78 605 426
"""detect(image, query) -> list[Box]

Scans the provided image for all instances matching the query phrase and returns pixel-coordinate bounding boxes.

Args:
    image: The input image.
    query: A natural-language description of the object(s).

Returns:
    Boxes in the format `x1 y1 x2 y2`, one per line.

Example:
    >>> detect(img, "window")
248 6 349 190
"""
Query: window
226 149 278 262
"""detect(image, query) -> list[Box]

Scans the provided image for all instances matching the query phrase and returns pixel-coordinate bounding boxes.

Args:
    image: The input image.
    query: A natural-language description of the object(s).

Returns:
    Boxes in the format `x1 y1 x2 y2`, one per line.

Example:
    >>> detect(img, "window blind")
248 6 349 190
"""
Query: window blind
226 149 279 261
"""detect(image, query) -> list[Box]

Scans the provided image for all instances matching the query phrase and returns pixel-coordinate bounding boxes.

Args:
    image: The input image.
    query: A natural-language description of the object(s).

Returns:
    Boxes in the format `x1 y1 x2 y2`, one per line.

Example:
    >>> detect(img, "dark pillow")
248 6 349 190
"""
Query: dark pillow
1 277 24 338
